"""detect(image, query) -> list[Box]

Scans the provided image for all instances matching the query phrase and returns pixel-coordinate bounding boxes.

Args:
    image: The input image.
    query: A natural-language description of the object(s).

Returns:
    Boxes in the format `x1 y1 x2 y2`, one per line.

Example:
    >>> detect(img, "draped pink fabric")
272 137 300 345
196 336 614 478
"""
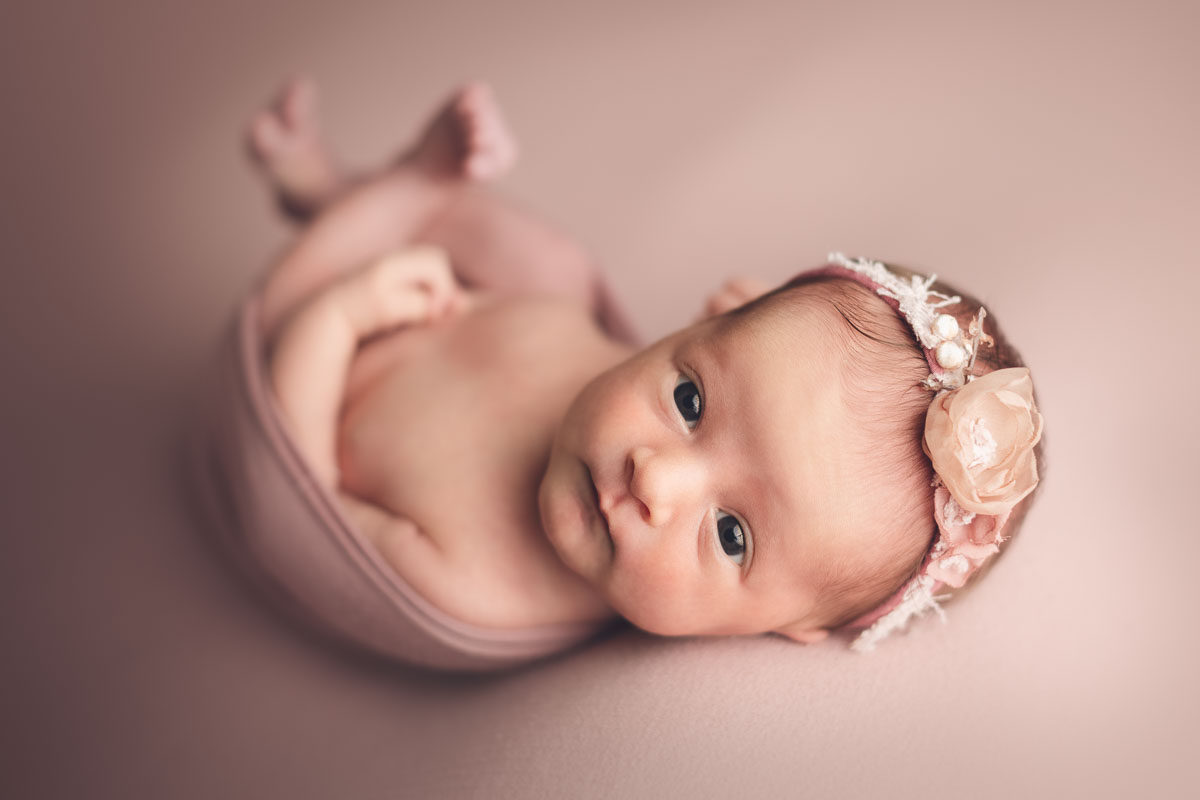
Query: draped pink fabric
199 297 609 670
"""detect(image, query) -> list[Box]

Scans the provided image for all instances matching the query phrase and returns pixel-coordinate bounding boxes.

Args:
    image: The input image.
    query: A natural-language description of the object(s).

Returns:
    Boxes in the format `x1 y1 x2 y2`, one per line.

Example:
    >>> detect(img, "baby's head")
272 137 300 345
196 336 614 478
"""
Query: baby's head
539 255 1043 648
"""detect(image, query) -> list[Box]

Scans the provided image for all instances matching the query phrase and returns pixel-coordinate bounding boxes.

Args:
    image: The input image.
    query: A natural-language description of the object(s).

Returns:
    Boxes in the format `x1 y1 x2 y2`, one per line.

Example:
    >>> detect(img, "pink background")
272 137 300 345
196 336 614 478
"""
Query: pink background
3 0 1197 796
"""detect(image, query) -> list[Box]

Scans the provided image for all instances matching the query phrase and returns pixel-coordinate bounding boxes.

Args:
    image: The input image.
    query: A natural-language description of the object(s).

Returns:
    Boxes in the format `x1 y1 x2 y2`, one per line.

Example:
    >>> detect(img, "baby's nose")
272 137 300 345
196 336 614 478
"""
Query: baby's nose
628 446 704 527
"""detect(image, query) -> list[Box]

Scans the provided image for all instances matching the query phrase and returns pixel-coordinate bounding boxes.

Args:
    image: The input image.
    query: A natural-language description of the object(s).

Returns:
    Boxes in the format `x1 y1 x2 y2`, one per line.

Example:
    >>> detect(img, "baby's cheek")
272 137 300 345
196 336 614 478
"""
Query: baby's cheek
606 562 697 636
576 385 638 443
614 376 662 427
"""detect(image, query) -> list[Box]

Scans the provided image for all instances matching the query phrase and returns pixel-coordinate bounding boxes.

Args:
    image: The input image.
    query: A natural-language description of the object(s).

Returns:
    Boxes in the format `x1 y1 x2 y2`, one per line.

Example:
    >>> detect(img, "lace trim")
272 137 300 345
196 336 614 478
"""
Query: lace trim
941 495 976 528
827 252 992 391
851 575 948 653
827 252 960 351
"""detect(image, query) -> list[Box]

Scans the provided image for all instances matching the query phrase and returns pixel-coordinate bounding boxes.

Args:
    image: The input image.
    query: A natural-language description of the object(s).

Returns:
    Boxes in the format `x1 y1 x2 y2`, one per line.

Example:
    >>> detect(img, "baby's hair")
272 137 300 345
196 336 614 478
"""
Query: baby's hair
733 265 1046 630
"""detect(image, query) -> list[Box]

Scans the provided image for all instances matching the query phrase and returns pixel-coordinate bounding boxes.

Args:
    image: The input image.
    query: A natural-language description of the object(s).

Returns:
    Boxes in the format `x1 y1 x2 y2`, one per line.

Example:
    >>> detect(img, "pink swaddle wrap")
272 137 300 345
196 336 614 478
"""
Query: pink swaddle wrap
197 296 610 671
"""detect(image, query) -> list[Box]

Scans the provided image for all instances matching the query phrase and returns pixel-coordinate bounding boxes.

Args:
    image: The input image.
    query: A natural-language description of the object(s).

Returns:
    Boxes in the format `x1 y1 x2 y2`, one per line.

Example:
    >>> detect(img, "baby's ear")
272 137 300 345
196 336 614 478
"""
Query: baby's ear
774 622 830 644
700 277 772 320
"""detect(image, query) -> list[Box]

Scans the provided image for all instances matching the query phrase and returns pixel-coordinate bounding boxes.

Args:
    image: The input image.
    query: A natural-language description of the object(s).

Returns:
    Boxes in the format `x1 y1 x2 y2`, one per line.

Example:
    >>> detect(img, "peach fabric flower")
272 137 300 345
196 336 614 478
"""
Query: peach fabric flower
926 487 1012 588
922 367 1043 516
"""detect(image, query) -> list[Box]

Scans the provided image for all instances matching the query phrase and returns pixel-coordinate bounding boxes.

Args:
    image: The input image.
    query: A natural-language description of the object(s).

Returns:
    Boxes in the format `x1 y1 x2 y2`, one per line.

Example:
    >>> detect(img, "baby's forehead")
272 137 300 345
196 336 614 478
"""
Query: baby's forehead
715 282 918 396
700 289 854 373
700 306 871 510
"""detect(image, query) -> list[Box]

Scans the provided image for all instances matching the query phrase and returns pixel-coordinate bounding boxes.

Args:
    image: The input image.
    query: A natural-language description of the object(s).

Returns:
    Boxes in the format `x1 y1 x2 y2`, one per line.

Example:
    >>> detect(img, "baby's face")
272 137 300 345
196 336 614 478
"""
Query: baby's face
539 296 883 640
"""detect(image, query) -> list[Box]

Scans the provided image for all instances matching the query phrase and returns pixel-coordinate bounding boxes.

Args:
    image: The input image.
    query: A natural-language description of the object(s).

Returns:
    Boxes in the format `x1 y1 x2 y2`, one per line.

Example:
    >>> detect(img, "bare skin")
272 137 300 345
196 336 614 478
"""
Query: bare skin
249 81 834 637
248 77 347 219
248 78 520 221
701 277 773 319
253 80 635 628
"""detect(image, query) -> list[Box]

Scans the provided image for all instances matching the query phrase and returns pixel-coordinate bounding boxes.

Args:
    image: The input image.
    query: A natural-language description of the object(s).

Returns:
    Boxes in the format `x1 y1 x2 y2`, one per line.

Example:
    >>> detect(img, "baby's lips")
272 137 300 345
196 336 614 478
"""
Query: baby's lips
421 282 454 321
443 287 468 318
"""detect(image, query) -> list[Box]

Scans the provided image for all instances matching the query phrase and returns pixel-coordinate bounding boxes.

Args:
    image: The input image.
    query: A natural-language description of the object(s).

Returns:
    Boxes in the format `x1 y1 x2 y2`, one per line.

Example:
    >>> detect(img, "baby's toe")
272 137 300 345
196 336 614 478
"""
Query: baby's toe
249 112 288 159
281 77 319 128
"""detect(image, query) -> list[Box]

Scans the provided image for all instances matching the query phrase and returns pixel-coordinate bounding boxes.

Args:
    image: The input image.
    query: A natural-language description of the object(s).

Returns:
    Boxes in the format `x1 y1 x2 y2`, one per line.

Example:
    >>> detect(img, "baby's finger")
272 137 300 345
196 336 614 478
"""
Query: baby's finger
413 276 458 320
376 285 437 328
390 246 459 316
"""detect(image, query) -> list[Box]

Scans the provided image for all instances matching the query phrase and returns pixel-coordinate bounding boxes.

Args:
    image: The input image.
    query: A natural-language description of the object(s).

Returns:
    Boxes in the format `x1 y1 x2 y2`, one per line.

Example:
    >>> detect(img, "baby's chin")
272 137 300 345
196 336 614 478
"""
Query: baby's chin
534 471 571 562
535 456 610 583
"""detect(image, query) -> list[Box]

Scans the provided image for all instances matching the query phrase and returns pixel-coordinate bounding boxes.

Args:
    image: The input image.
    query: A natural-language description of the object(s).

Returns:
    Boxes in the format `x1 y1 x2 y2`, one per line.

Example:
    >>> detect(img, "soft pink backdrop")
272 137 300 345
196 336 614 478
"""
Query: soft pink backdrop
2 0 1196 797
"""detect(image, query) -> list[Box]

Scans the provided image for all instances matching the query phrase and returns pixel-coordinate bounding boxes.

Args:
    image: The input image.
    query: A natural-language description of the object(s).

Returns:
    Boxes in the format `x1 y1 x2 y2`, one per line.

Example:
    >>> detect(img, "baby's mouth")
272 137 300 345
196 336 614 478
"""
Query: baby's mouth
584 464 612 542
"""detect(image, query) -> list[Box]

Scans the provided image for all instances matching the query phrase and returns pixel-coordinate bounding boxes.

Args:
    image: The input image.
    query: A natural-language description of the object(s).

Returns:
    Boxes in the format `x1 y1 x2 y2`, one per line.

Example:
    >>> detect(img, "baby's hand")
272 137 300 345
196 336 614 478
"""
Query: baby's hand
700 277 772 319
333 245 464 338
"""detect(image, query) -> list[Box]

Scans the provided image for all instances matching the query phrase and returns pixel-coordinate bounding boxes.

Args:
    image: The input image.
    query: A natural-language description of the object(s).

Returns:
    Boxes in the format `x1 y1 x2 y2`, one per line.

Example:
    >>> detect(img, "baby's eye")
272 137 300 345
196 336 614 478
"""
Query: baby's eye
716 511 747 565
673 376 702 429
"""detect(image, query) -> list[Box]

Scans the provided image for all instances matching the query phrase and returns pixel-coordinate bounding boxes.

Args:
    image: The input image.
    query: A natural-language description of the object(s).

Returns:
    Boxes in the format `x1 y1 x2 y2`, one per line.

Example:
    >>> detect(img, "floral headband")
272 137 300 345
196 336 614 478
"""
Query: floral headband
805 254 1044 652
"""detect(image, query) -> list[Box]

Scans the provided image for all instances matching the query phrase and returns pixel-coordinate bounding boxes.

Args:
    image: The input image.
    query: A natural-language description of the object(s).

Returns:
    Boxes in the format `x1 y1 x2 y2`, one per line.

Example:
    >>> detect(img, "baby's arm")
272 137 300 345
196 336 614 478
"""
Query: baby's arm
258 170 459 339
269 245 460 592
268 245 460 486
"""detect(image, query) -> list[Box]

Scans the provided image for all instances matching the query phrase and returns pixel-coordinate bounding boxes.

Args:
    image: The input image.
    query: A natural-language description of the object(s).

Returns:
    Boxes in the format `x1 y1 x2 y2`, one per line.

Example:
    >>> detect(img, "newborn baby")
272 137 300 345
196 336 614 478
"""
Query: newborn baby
244 80 1043 655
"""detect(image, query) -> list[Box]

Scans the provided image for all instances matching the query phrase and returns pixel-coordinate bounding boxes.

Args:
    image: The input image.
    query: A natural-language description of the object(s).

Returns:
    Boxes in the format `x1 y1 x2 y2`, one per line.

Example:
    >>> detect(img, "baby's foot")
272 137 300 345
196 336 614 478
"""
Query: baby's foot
406 82 518 181
247 78 346 220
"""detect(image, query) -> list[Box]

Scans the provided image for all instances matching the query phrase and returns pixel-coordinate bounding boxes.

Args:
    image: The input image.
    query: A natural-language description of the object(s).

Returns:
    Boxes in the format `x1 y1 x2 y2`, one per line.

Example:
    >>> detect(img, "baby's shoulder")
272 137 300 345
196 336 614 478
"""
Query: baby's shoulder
459 291 608 349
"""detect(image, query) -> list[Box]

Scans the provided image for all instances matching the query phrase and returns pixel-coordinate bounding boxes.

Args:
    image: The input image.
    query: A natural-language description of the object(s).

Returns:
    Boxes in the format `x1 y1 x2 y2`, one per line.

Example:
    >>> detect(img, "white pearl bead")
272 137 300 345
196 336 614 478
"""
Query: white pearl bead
932 313 959 341
936 341 966 369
